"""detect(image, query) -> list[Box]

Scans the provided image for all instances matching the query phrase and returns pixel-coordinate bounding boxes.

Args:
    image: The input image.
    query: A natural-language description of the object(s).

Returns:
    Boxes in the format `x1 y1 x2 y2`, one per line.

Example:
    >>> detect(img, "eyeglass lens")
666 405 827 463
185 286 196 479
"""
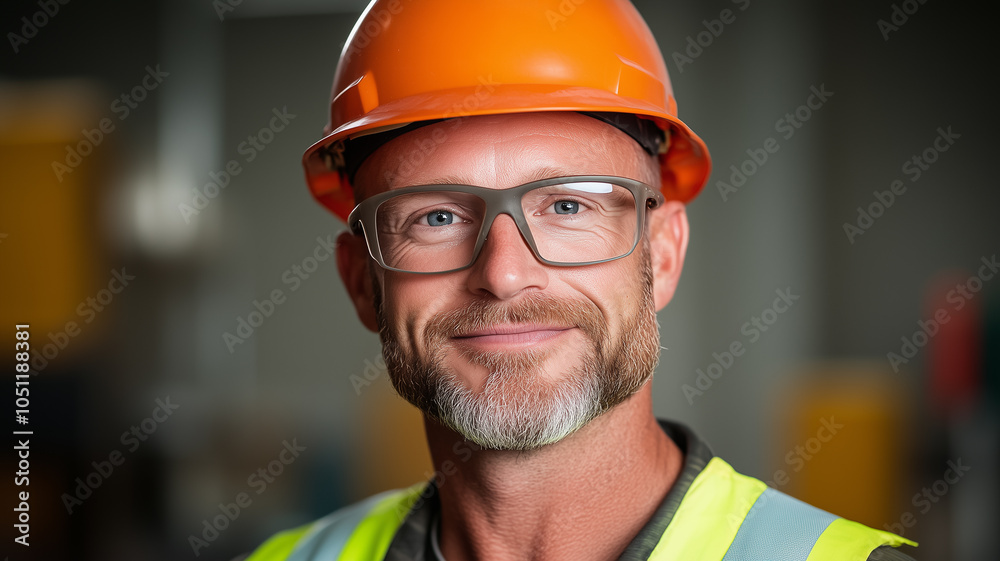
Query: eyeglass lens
373 181 639 273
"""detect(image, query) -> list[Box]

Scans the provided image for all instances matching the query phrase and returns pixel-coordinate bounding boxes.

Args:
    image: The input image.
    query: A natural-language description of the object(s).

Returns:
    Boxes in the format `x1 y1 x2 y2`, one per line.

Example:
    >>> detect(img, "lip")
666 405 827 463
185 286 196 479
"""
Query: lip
451 324 574 350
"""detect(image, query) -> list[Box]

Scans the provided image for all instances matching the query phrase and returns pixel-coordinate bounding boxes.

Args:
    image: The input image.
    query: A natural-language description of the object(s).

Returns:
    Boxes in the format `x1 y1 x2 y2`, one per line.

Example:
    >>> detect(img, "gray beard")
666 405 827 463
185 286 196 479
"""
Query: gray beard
373 245 661 451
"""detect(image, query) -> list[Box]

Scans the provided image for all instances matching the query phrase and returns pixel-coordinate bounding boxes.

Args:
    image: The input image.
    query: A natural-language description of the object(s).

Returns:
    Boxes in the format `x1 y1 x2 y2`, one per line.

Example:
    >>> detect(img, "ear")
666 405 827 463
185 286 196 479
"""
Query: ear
336 231 379 332
647 201 689 311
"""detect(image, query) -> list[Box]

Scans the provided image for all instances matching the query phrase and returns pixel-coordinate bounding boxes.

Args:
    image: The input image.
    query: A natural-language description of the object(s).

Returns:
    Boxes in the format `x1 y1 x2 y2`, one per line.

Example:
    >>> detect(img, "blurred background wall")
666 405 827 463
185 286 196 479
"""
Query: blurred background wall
1 0 996 559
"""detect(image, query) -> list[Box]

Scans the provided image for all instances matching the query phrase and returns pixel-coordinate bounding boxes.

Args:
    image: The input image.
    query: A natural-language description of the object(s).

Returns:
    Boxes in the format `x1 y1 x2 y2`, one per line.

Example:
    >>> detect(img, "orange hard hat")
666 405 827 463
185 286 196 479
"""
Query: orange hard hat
303 0 712 221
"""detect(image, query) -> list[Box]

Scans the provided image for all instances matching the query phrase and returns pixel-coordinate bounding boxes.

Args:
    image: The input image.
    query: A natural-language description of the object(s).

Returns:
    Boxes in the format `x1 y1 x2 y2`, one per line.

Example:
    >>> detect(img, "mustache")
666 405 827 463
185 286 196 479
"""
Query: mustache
423 292 608 345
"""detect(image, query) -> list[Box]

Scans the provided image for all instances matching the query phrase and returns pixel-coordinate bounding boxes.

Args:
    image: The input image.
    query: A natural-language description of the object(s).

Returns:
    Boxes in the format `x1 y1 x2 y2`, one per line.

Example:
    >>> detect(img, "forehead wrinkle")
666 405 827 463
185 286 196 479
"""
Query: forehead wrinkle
494 126 633 181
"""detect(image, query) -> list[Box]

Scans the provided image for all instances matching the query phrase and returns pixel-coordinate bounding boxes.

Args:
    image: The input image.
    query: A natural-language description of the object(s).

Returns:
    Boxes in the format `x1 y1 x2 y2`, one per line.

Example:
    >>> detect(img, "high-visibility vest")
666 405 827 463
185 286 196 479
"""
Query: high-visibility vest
245 457 915 561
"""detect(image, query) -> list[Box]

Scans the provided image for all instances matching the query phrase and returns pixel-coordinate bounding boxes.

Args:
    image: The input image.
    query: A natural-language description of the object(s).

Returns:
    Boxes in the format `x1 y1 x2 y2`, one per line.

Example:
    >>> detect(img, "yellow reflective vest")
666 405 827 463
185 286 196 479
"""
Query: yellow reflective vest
244 422 916 561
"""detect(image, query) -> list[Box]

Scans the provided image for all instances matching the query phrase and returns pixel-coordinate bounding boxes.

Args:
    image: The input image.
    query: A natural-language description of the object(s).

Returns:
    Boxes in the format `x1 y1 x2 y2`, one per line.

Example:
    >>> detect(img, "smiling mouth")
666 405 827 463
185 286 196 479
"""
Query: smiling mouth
451 325 574 349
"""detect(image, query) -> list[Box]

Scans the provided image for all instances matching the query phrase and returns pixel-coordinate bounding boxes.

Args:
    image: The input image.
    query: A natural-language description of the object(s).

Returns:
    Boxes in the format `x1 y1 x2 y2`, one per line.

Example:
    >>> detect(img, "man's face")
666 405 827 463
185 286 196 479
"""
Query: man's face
349 112 676 450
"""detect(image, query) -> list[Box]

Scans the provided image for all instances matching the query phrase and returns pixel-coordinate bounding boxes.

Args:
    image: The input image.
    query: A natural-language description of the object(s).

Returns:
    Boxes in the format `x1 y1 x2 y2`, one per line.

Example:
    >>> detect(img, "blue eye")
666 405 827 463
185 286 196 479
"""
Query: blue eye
554 201 579 214
425 210 455 226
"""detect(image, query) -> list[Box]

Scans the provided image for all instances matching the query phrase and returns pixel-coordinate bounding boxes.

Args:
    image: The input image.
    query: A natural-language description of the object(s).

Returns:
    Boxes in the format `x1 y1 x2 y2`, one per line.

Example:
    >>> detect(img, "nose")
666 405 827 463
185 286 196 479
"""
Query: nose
465 213 548 300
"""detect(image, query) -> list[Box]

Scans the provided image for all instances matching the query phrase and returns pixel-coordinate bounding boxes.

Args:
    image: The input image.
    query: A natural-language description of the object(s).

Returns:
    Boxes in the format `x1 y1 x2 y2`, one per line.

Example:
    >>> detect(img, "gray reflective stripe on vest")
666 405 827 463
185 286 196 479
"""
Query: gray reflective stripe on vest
286 490 398 561
721 487 838 561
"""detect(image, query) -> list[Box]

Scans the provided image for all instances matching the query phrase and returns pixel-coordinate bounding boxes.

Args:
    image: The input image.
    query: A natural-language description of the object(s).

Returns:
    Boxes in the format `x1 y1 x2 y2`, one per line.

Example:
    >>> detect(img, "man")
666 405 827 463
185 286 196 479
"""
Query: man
243 1 918 559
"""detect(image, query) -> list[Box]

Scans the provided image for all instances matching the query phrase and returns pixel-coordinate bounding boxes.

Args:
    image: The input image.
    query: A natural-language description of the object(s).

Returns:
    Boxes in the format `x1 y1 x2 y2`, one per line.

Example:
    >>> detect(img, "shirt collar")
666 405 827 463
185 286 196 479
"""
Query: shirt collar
384 419 715 561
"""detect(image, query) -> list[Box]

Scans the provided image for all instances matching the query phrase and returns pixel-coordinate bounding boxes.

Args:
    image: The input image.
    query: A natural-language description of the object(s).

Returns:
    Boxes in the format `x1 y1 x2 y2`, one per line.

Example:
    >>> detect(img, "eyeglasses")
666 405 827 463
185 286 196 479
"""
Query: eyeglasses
348 175 665 274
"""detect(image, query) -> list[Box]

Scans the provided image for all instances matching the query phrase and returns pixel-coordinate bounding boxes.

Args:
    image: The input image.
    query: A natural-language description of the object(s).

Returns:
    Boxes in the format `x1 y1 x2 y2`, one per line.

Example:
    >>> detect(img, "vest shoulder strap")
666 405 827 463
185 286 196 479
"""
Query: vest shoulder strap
648 457 915 561
245 483 427 561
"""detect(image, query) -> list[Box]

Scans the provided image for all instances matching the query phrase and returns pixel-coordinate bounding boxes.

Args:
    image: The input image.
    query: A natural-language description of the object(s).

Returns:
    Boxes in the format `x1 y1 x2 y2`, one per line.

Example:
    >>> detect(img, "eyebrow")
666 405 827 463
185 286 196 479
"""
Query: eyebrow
414 166 580 188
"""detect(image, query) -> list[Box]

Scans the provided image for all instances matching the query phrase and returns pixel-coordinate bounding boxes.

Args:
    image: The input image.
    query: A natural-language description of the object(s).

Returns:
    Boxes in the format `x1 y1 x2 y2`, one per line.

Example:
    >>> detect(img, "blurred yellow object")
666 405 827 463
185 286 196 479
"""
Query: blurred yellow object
0 81 107 354
772 362 912 529
356 372 433 499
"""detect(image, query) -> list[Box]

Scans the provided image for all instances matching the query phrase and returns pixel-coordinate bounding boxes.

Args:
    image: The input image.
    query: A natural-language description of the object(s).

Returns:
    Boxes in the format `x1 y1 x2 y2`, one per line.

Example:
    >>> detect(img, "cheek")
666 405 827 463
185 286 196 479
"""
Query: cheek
381 273 464 338
558 260 647 329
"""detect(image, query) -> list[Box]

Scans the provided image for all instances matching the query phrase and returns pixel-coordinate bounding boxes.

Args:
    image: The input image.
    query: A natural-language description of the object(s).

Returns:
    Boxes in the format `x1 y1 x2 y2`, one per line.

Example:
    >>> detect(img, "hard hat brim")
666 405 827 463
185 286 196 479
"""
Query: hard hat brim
303 84 711 221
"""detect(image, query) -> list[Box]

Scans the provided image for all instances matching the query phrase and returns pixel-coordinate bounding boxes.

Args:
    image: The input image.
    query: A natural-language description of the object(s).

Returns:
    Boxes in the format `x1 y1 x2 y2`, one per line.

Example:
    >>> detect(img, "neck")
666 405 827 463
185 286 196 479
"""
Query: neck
423 384 682 561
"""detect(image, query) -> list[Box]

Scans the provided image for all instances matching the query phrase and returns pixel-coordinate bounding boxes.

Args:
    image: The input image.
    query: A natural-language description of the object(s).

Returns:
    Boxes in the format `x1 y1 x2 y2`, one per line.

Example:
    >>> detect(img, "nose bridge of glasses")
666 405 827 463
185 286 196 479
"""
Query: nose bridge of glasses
472 191 541 264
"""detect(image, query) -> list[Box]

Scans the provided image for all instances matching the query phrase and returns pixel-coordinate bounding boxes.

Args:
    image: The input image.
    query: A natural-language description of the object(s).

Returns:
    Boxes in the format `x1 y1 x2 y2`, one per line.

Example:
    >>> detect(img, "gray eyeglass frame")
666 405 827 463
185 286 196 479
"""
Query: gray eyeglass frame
347 175 666 274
